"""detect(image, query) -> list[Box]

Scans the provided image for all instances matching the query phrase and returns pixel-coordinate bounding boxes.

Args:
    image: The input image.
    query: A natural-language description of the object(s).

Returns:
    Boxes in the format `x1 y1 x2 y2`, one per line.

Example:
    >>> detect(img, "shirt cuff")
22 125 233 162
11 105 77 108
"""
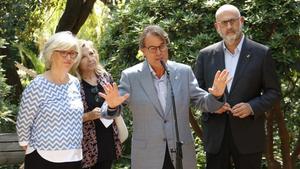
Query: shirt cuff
247 103 254 115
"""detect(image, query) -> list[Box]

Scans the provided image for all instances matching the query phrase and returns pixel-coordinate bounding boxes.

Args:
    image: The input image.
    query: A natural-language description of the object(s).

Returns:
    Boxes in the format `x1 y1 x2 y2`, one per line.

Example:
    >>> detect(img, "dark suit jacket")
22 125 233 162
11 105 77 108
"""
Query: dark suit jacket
194 37 281 154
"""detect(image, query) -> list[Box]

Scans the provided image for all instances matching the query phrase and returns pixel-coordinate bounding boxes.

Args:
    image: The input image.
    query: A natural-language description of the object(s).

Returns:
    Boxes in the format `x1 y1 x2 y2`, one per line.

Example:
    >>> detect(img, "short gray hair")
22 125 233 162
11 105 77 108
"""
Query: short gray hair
41 31 79 70
139 25 170 49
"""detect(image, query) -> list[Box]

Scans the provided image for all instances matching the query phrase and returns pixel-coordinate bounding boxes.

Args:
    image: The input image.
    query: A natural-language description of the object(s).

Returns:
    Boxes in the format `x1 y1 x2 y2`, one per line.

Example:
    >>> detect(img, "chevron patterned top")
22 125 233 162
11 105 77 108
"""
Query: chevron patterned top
16 74 84 151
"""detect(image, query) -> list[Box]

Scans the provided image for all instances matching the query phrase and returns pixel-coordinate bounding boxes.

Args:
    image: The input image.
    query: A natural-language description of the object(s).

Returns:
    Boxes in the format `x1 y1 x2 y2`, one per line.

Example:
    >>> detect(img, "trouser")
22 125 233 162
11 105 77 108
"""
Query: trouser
162 143 175 169
25 150 81 169
206 116 262 169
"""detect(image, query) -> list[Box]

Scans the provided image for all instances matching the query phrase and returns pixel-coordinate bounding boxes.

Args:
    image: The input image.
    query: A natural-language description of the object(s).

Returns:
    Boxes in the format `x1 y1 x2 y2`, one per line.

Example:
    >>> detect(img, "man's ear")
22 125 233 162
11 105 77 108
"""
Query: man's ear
214 22 219 31
240 16 245 25
140 48 146 56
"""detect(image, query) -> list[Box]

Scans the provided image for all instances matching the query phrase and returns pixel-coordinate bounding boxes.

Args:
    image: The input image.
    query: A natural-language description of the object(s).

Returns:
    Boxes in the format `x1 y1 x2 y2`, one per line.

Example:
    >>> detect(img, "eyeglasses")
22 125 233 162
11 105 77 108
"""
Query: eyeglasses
54 50 78 60
145 44 168 53
217 17 240 27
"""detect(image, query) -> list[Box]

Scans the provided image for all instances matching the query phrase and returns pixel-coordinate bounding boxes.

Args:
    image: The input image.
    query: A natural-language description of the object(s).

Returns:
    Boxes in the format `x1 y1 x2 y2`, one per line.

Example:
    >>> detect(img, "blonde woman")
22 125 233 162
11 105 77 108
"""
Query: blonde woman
72 40 128 169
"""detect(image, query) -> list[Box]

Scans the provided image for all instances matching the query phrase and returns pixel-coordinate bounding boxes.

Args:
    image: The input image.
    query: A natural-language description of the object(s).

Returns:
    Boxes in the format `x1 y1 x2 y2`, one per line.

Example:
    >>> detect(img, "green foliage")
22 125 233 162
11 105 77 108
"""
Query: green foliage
99 0 300 167
243 1 300 166
77 1 111 48
0 39 18 132
0 164 20 169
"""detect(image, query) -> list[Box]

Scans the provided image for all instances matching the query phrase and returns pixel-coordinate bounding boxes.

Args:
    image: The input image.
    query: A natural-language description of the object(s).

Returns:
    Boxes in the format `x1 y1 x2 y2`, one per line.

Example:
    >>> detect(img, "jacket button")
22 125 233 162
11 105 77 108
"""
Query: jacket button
164 120 167 123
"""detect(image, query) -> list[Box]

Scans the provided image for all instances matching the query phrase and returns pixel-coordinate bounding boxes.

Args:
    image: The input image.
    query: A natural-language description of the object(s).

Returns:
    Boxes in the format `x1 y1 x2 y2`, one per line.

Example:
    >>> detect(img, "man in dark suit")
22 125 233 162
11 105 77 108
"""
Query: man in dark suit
194 4 281 169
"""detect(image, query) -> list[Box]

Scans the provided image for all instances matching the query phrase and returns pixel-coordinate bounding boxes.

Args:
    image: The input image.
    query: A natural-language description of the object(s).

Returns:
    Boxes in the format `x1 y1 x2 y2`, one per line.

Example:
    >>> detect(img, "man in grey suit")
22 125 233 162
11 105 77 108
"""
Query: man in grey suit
119 25 230 169
194 4 281 169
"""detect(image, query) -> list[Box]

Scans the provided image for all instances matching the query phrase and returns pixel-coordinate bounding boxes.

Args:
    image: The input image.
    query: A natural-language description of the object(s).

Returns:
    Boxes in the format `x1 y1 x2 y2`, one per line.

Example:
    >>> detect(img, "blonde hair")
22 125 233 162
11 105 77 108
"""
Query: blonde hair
40 31 80 70
72 39 107 80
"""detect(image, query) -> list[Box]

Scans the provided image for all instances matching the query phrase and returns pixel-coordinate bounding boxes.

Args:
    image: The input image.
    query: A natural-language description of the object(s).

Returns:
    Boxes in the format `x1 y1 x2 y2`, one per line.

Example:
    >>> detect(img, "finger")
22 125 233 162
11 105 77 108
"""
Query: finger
239 112 249 118
117 94 130 104
217 69 227 82
232 108 243 115
94 107 100 112
208 87 213 93
232 110 244 117
102 83 113 94
226 76 233 84
219 69 228 80
232 106 244 115
225 106 232 112
122 93 130 100
112 82 118 91
232 103 243 110
101 83 109 94
224 102 231 107
215 110 225 114
98 92 107 99
214 70 221 83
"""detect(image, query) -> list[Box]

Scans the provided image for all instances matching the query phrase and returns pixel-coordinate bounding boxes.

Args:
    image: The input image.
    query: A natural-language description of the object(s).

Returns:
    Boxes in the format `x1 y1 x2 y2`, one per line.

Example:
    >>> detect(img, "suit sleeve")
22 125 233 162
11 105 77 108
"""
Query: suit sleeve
194 51 206 89
189 66 224 112
118 70 131 106
248 49 281 117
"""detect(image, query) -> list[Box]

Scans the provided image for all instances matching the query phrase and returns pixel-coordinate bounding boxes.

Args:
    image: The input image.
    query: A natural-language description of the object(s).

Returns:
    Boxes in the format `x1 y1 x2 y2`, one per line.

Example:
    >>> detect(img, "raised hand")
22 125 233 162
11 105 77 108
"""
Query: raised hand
99 82 129 108
208 69 231 97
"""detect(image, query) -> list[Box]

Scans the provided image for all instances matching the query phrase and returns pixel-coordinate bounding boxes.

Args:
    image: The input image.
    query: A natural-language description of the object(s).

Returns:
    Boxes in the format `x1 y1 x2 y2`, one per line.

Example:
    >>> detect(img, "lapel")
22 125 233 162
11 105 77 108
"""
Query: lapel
164 61 178 118
138 60 164 119
229 38 252 94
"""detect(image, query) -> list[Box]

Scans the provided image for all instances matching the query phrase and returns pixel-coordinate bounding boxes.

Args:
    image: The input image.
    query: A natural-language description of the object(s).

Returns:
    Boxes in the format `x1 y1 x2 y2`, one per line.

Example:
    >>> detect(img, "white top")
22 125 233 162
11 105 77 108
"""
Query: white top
148 64 168 112
223 35 245 92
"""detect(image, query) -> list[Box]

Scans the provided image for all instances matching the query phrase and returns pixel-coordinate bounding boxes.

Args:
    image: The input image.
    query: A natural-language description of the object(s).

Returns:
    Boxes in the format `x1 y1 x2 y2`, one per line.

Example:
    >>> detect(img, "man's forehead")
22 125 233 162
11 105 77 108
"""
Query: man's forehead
144 34 165 46
216 10 240 21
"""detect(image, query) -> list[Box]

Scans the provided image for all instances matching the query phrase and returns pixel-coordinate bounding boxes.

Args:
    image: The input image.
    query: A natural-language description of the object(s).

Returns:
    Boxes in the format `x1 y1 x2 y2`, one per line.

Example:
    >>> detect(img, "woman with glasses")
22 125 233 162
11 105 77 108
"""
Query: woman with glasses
16 31 83 169
72 40 128 169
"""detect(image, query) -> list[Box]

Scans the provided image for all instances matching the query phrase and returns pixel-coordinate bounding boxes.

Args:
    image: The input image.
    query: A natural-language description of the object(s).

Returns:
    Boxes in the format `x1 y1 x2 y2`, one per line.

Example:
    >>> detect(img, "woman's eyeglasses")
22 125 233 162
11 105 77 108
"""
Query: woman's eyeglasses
54 50 78 60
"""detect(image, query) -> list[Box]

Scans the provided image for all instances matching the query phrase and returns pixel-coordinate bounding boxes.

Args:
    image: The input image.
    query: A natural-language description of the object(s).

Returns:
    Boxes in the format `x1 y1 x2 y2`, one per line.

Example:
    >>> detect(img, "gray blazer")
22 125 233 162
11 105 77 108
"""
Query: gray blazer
119 60 224 169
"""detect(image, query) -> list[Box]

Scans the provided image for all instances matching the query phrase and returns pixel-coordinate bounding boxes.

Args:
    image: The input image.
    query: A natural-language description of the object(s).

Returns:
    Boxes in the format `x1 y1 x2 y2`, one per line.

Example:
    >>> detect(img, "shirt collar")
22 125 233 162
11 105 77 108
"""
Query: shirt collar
148 63 166 80
222 34 245 54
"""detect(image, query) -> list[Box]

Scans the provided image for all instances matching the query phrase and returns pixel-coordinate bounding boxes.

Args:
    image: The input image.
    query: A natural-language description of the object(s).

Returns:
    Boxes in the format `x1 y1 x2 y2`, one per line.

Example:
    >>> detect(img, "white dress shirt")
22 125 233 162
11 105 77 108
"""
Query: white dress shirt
223 35 245 92
148 64 168 113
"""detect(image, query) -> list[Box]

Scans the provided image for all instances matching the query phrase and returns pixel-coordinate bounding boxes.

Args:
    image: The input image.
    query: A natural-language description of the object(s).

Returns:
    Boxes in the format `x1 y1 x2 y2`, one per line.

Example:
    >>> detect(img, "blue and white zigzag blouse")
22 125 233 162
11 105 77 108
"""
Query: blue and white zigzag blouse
17 74 84 152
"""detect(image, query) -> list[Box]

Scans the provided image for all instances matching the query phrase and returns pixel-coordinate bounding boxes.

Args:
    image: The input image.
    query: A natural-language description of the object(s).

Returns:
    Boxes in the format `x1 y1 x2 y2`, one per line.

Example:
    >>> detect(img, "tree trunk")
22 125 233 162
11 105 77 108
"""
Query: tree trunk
55 0 96 34
189 109 203 140
0 47 23 104
274 100 292 169
265 111 281 169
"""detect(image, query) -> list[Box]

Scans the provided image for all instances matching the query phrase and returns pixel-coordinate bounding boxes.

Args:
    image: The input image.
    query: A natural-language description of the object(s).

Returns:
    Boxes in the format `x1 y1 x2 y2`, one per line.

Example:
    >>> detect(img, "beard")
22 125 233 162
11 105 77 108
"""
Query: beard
218 25 243 45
